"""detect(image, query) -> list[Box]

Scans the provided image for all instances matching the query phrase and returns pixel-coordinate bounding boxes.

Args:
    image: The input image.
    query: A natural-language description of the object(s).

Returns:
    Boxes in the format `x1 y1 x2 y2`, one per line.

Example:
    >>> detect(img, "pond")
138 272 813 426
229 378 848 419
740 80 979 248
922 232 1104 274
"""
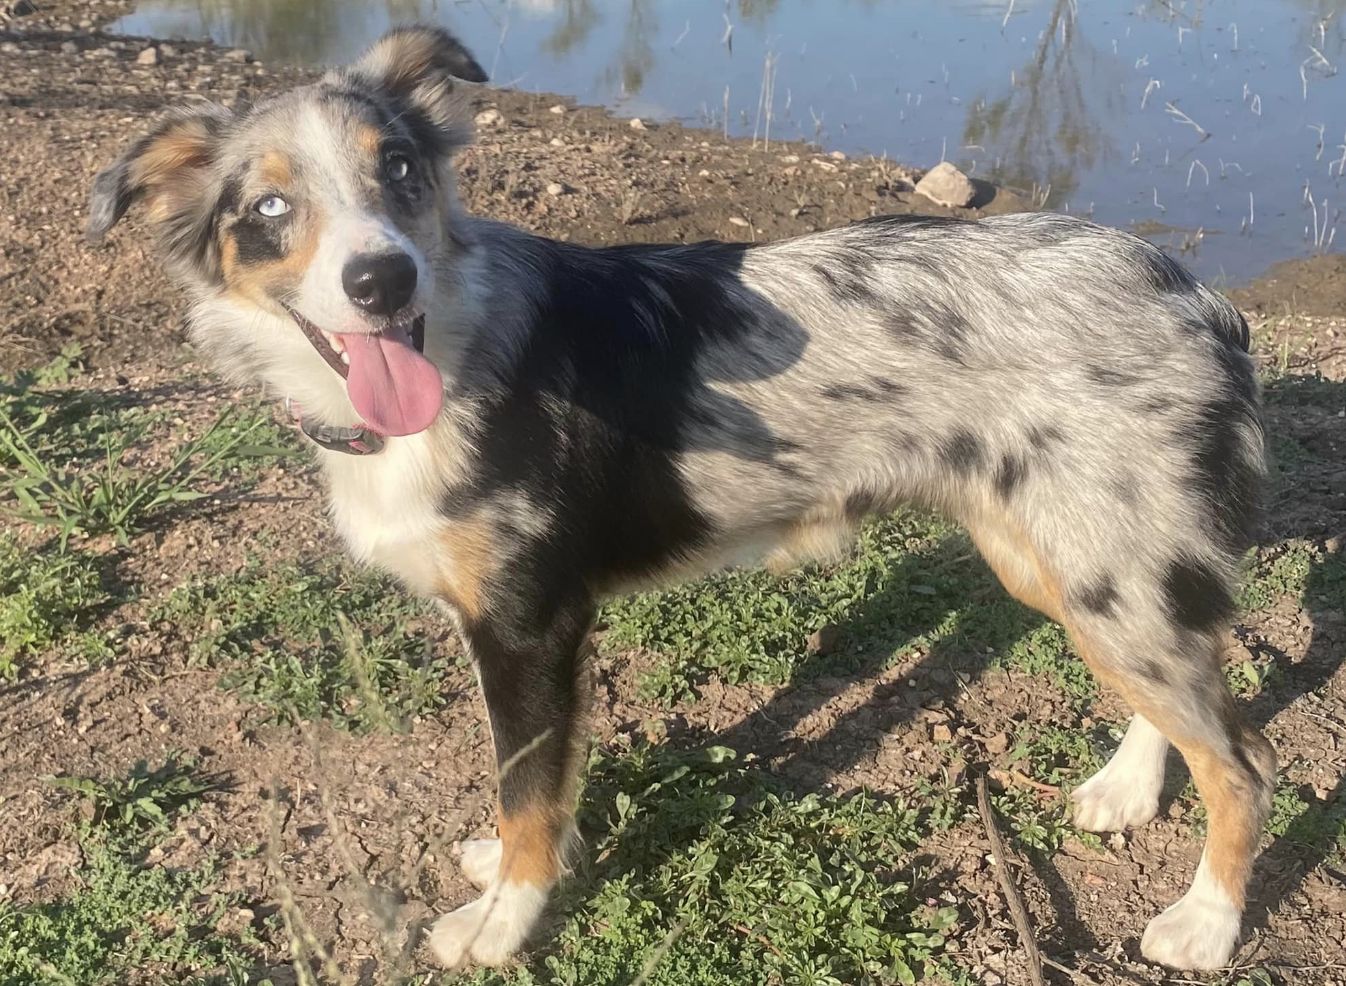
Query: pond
112 0 1346 282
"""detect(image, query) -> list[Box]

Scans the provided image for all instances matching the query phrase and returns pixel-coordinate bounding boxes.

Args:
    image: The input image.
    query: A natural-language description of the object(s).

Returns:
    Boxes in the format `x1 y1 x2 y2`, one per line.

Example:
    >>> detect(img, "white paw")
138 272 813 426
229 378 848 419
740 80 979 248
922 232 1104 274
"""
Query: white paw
458 838 502 890
428 882 549 968
1140 885 1241 970
1071 765 1160 832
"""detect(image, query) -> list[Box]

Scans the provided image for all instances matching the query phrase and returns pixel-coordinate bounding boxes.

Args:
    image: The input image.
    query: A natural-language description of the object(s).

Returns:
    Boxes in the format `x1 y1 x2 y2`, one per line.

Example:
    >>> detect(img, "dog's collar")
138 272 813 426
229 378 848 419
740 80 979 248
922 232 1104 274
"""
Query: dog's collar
284 399 385 456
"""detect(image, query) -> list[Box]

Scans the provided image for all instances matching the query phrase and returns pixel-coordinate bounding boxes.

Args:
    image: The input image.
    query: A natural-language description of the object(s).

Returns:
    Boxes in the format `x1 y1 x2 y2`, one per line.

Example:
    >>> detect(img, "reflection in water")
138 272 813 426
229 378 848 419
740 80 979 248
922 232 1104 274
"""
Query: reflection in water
963 0 1112 206
112 0 1346 279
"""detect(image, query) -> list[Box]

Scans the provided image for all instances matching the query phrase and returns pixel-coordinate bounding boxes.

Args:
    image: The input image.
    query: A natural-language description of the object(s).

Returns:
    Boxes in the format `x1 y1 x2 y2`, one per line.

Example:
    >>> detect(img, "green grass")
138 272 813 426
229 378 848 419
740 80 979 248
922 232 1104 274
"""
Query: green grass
0 535 113 678
998 723 1107 852
157 561 454 731
47 755 218 836
0 351 294 547
603 510 1049 704
465 742 957 986
1 757 265 986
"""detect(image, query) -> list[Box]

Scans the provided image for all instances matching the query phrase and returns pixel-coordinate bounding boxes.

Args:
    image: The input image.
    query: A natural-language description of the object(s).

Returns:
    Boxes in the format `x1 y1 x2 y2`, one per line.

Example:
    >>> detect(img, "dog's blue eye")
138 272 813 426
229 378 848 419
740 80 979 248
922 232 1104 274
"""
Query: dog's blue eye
256 195 291 218
385 155 412 182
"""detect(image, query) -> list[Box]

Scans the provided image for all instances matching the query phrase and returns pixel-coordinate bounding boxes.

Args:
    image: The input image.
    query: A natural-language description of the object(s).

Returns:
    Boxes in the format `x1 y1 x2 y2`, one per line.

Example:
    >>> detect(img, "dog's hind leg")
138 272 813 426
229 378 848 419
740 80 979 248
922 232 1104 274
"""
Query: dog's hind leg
967 511 1274 969
428 588 593 969
1075 628 1275 970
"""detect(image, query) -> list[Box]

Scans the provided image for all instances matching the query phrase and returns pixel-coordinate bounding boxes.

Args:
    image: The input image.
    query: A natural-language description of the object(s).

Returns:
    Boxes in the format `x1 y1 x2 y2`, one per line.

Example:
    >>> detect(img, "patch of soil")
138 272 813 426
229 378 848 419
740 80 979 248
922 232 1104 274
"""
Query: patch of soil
1 11 1344 986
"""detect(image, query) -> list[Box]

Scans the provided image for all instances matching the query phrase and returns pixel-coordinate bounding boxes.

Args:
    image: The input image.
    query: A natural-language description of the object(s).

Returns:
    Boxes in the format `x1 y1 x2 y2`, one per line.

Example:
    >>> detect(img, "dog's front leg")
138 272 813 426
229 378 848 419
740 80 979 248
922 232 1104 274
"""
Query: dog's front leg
429 591 593 968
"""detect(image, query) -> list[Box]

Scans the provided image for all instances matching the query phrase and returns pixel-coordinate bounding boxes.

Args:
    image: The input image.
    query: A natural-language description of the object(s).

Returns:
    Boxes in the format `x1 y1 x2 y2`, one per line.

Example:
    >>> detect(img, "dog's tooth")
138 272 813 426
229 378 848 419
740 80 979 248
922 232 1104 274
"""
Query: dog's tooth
341 352 351 365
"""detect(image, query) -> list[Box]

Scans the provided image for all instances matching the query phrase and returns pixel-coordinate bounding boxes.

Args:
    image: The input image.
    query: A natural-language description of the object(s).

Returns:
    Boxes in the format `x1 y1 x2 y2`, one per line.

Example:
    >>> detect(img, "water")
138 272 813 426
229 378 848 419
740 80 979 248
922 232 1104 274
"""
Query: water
112 0 1346 282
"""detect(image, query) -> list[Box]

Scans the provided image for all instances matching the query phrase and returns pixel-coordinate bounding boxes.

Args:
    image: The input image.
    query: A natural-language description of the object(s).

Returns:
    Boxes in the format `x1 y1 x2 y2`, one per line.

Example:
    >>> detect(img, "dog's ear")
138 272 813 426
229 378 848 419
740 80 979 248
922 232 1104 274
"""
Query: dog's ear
348 25 487 141
88 104 231 244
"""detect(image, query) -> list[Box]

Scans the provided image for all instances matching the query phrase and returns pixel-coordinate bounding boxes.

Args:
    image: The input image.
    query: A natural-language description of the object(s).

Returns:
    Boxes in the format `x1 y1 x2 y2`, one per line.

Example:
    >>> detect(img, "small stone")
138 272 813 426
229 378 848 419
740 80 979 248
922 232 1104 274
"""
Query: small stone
136 47 159 66
474 108 504 128
10 0 36 15
549 137 565 146
0 42 18 54
915 161 976 208
984 731 1010 755
548 103 567 114
160 44 178 58
830 150 847 160
780 154 800 164
932 723 954 744
628 117 648 131
698 168 711 178
222 48 253 63
728 216 750 228
60 40 78 55
545 182 565 197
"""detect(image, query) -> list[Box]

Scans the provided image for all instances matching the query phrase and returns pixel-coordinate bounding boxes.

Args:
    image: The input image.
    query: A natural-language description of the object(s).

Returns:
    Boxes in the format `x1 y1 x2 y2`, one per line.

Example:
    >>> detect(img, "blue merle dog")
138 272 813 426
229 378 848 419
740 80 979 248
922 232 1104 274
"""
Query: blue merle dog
88 25 1273 972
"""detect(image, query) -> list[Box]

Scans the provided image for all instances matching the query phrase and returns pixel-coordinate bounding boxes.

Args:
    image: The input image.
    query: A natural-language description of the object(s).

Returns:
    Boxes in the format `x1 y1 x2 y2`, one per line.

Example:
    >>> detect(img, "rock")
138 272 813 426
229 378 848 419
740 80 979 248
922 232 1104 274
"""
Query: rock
545 182 565 197
59 40 78 55
932 723 954 744
222 48 253 63
9 0 37 16
160 44 178 58
0 42 18 54
780 154 800 164
983 731 1010 755
727 216 750 228
474 108 503 128
628 117 648 131
548 103 567 114
830 150 847 161
136 47 159 66
548 137 565 146
915 161 976 208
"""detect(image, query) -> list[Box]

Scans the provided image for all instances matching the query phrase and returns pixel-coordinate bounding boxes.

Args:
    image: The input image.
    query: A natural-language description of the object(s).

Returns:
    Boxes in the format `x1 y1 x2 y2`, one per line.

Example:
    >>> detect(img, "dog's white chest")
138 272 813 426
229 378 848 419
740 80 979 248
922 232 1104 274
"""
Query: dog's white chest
320 436 449 594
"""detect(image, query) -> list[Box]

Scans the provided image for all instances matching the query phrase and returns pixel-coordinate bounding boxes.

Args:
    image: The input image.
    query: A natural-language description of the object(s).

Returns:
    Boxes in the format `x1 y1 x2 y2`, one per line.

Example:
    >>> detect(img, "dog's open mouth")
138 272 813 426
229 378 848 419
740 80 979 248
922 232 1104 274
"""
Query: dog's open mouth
283 304 442 438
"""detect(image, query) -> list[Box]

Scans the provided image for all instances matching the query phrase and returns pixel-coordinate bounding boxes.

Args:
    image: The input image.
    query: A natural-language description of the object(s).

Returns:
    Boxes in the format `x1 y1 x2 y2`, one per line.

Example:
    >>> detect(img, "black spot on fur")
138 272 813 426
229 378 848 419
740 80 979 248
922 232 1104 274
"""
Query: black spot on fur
940 430 983 475
440 239 811 586
1161 556 1234 634
1186 387 1262 554
230 214 287 265
1077 575 1119 616
1140 659 1169 686
994 453 1026 499
819 377 908 404
1087 364 1141 387
814 259 880 305
1027 424 1064 451
1145 250 1197 294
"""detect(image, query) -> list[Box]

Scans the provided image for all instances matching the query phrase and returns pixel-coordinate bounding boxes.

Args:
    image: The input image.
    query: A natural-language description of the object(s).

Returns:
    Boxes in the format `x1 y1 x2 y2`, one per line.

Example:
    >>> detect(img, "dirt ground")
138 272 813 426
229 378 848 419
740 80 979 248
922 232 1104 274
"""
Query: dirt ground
1 3 1344 985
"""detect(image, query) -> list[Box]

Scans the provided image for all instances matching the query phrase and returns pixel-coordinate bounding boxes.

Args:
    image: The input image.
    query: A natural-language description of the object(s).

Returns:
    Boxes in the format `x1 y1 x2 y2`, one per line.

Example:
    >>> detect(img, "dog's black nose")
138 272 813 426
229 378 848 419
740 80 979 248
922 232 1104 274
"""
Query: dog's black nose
342 252 417 316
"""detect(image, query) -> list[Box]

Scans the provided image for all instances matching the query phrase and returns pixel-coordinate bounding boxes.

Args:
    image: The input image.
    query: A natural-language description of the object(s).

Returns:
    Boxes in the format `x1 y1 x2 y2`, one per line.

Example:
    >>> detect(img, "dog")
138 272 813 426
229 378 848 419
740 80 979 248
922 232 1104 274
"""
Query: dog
88 25 1275 972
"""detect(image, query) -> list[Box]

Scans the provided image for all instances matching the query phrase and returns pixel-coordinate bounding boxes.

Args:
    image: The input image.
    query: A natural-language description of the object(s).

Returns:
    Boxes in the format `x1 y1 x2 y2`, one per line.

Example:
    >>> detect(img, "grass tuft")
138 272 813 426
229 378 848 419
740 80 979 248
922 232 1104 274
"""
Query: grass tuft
157 561 455 731
0 536 112 678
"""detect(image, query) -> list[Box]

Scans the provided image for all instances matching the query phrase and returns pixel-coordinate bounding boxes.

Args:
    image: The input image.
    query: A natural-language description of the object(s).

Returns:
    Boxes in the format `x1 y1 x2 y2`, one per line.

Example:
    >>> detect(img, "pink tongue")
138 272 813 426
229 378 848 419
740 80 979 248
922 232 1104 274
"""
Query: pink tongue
338 324 444 437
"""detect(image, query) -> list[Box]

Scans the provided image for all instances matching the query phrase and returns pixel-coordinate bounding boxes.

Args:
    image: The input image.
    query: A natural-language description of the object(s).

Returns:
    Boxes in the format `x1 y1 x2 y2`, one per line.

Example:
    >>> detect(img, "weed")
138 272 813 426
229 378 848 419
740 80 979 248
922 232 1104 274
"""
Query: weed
157 561 453 730
47 755 217 835
998 622 1095 703
0 536 111 678
998 724 1107 852
468 741 956 985
0 782 266 986
603 510 1046 704
1239 541 1315 612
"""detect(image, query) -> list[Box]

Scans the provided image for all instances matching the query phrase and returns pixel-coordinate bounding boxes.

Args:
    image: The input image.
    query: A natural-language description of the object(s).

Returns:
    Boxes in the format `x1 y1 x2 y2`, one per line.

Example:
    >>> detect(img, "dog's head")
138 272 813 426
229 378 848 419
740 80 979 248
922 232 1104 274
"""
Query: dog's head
88 26 487 436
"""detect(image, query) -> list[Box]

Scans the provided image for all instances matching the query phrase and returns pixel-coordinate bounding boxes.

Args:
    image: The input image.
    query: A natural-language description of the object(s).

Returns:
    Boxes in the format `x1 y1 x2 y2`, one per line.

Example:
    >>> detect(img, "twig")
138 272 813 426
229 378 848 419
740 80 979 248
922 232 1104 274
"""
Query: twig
975 772 1046 986
1043 954 1104 986
990 767 1062 796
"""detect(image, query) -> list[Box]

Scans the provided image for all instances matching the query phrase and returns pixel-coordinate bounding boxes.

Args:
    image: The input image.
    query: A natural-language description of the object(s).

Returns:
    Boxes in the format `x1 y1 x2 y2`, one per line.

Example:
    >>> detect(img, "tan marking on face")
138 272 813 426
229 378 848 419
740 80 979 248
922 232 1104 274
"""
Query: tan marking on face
259 150 294 190
497 802 566 887
356 123 382 159
221 206 324 307
436 518 496 621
